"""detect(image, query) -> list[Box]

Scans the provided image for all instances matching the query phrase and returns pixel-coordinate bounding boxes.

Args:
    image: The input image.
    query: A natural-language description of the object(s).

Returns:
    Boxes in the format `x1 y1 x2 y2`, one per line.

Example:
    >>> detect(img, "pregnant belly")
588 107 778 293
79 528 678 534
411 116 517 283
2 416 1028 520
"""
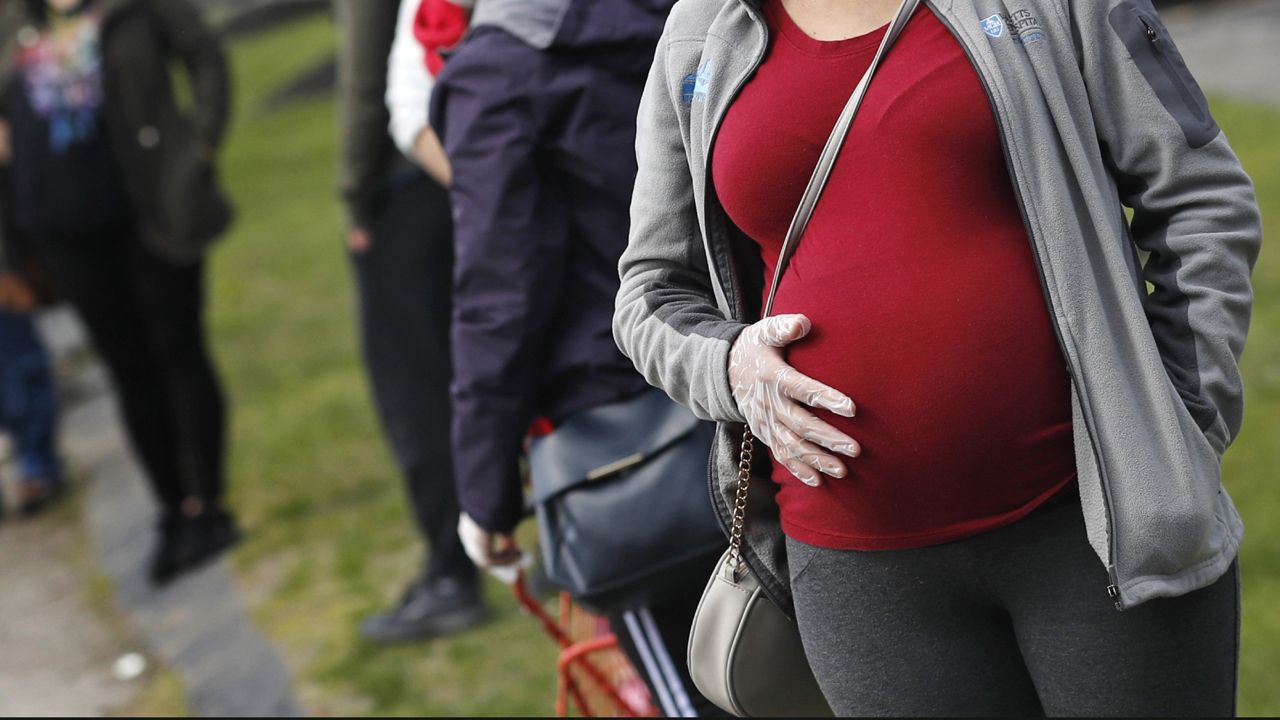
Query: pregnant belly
768 245 1077 547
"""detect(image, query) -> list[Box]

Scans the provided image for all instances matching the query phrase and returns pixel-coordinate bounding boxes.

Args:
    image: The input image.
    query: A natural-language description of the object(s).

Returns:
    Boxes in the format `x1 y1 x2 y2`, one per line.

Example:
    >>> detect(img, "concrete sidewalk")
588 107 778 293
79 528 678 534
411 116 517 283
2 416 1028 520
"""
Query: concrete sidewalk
0 502 138 716
0 309 302 717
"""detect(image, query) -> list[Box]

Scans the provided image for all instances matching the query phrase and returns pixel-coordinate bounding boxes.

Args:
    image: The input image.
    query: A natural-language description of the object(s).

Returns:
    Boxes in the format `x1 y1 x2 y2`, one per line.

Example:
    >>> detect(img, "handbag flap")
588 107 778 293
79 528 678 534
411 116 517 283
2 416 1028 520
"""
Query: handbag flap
529 388 703 503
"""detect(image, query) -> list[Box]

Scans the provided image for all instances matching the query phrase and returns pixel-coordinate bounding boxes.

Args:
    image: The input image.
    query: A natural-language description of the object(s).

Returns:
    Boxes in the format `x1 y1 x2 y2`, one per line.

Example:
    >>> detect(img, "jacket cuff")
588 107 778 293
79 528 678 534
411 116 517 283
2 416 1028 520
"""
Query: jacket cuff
460 490 524 535
342 190 384 230
713 322 749 424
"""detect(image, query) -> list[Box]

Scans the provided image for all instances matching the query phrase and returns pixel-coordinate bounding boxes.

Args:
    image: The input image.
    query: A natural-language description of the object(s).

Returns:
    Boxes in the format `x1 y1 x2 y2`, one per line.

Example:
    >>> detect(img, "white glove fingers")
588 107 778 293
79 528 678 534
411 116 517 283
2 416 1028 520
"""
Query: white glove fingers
756 314 811 347
782 456 822 487
779 368 855 418
782 404 861 458
774 423 847 480
458 513 494 569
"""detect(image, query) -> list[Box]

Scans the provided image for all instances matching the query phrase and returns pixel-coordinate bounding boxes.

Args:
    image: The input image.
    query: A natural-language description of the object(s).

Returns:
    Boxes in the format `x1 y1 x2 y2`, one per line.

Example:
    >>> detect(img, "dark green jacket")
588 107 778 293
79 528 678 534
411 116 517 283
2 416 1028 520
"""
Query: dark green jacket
333 0 406 230
0 0 233 263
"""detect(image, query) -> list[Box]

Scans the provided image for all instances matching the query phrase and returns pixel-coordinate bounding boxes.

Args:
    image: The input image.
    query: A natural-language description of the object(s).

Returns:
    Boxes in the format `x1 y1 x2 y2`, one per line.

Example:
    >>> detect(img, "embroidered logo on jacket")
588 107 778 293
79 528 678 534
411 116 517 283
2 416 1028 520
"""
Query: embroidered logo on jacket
980 14 1005 37
681 61 713 104
983 10 1046 45
1008 9 1045 44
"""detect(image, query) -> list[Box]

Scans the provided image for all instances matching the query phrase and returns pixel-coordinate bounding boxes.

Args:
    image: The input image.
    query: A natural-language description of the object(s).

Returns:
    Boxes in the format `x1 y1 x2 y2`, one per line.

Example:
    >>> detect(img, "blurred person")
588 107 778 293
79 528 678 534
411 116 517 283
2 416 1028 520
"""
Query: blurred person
334 0 486 644
0 312 61 518
0 264 62 518
427 1 726 714
0 0 237 582
614 0 1261 715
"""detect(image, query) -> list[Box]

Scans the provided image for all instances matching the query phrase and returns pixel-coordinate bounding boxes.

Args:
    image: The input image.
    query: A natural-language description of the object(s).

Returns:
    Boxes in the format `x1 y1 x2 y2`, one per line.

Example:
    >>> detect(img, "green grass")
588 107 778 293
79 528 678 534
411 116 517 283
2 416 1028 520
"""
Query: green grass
1213 99 1280 717
210 16 554 716
209 16 1280 717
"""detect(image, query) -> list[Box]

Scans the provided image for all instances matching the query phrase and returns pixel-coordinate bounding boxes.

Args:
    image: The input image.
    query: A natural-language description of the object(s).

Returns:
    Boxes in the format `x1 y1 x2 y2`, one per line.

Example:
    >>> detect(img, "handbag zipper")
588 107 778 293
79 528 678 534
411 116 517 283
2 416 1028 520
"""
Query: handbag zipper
932 7 1125 610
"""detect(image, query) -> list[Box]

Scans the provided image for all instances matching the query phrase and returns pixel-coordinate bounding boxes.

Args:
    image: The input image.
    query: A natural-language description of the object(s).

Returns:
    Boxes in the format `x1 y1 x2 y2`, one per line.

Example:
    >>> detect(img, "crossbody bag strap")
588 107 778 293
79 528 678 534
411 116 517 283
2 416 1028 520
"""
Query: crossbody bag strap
762 0 922 316
728 0 922 574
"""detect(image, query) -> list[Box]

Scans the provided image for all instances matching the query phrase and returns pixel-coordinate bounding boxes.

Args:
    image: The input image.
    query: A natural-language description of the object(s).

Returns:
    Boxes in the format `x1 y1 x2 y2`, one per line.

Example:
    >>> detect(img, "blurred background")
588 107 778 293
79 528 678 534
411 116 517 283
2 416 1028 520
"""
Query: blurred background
0 0 1275 716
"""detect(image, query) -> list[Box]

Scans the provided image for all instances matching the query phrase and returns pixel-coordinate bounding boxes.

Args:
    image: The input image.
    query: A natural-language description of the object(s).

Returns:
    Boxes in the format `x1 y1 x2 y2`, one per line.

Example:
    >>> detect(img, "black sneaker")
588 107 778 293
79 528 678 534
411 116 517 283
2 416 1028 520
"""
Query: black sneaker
360 576 490 644
149 509 242 586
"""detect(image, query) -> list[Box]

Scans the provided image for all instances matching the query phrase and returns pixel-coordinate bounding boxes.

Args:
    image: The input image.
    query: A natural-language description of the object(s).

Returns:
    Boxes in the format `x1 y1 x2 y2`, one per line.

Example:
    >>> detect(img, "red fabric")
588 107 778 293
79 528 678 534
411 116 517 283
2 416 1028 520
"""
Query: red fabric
712 2 1077 551
528 417 556 438
414 0 469 76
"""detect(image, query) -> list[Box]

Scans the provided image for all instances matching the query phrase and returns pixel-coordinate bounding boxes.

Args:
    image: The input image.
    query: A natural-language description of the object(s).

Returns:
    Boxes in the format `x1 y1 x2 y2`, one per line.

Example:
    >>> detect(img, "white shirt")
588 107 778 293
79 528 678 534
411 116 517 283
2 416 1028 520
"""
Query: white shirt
385 0 434 159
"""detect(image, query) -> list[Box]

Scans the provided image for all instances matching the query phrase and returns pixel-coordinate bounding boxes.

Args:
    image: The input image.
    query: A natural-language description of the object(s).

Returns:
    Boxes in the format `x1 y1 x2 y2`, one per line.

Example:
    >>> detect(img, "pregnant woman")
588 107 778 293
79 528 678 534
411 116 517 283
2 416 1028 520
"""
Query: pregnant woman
614 0 1260 714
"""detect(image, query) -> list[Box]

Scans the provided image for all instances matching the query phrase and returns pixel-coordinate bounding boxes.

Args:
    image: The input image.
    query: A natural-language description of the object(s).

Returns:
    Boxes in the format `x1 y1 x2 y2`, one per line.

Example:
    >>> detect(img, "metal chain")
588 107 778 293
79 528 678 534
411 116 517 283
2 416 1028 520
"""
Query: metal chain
726 426 754 574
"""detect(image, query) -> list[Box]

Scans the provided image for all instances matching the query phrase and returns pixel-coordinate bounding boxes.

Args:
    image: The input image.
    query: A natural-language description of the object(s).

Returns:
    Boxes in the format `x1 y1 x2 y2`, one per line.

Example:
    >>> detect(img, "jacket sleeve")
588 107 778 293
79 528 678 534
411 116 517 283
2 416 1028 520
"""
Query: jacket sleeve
150 0 231 150
333 0 397 229
430 35 568 534
1070 0 1262 454
613 29 748 424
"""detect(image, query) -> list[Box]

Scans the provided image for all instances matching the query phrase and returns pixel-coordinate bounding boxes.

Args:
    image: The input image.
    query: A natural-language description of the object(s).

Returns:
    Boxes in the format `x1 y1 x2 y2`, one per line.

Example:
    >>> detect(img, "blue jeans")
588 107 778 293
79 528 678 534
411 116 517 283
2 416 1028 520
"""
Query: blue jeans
0 311 60 486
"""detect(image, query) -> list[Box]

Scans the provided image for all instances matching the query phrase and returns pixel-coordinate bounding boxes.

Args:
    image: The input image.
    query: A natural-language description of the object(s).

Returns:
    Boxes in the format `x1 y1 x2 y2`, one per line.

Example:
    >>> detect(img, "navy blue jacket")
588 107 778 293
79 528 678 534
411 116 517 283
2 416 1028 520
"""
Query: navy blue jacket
431 3 671 533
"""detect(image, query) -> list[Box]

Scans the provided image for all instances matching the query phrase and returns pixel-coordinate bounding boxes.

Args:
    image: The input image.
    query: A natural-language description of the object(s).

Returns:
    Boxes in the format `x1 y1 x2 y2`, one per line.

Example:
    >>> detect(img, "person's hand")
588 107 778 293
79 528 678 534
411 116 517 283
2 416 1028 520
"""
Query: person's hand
413 127 452 188
346 226 372 253
0 272 37 312
0 117 11 166
458 512 528 584
729 314 859 487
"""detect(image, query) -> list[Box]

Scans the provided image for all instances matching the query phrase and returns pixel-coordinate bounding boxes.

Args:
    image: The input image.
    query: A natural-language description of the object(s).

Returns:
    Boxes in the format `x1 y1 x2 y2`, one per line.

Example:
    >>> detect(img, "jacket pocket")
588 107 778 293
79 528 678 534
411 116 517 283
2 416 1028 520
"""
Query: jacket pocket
154 116 234 254
1107 1 1219 148
1159 357 1220 462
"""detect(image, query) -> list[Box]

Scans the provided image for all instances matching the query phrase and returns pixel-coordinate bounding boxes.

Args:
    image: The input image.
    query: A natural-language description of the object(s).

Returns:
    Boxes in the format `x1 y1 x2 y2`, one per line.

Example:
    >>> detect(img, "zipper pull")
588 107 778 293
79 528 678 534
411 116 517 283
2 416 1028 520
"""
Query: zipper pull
1139 17 1163 52
1107 583 1123 610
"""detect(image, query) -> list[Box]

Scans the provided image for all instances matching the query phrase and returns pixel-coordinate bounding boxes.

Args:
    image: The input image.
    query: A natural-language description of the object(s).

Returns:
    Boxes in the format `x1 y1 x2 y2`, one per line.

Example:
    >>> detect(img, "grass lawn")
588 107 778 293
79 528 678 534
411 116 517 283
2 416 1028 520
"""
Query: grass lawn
207 15 1280 716
1214 99 1280 717
210 16 552 717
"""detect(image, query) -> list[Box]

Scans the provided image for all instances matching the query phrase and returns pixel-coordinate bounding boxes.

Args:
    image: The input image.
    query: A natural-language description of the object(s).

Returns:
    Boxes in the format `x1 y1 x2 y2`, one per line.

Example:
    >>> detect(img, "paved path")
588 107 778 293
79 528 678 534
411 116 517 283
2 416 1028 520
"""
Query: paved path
1162 0 1280 109
0 309 302 717
57 333 303 716
0 506 137 716
0 310 137 717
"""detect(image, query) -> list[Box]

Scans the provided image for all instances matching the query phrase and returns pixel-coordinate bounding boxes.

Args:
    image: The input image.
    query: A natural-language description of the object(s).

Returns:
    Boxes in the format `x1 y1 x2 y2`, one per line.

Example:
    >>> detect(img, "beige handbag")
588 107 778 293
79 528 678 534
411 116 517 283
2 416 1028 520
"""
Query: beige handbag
687 0 922 715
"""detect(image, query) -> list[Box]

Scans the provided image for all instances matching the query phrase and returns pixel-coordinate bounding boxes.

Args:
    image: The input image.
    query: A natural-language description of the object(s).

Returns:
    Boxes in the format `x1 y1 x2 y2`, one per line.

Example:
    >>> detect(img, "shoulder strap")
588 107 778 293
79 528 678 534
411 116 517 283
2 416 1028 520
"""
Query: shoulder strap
762 0 922 317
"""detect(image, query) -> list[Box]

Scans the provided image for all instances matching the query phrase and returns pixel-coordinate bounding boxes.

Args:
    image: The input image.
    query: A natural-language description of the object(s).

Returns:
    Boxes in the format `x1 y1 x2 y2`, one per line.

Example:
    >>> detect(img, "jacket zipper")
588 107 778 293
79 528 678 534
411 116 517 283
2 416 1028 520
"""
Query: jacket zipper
703 5 769 325
701 3 784 610
930 8 1125 609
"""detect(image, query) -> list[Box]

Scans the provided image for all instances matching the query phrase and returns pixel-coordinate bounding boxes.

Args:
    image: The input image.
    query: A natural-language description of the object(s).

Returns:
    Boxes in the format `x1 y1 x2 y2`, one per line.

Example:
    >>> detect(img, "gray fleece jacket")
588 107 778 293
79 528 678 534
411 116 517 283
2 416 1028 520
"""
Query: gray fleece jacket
613 0 1261 614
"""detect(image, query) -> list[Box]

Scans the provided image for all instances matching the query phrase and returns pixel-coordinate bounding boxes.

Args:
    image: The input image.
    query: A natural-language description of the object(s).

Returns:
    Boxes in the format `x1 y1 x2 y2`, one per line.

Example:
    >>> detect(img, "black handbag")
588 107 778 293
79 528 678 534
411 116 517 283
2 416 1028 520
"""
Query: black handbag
528 387 726 613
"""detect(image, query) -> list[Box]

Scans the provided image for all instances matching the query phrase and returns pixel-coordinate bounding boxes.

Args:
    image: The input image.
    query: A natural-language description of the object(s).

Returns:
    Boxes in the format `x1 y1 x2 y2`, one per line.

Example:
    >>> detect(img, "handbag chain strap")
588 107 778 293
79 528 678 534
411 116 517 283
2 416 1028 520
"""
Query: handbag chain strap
726 0 922 575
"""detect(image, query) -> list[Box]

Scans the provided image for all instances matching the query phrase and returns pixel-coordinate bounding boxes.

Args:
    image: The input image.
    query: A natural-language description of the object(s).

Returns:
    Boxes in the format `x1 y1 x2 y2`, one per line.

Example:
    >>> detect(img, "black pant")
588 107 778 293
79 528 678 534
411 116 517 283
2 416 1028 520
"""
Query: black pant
788 498 1240 716
350 170 474 584
38 223 225 515
610 551 728 718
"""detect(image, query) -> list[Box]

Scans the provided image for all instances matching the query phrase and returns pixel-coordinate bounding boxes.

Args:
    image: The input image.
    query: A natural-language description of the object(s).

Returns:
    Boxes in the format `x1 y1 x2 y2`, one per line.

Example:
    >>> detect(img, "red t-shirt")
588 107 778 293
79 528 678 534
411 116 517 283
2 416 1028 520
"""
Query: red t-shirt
712 1 1078 550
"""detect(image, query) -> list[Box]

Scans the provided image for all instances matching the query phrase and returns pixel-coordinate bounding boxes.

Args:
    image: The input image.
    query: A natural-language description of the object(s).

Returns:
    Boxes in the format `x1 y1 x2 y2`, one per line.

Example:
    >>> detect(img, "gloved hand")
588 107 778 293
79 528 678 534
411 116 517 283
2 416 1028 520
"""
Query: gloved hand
729 314 859 487
458 512 529 584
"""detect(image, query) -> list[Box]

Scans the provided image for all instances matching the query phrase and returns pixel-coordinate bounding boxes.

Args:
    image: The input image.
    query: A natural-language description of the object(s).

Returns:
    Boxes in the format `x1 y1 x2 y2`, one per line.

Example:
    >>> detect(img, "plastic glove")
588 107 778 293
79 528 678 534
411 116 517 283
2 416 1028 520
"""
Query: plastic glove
729 314 859 487
458 512 529 585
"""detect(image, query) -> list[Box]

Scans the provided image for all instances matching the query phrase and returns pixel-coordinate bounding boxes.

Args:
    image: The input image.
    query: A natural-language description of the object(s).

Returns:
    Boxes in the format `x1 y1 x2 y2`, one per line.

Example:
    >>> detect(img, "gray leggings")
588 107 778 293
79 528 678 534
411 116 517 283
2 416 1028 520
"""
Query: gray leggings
788 498 1239 717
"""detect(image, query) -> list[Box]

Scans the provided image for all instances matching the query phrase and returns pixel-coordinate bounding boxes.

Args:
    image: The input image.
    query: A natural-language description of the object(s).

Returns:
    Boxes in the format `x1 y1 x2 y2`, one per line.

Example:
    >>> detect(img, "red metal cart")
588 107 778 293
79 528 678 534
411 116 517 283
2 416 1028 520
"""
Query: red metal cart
513 574 658 717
